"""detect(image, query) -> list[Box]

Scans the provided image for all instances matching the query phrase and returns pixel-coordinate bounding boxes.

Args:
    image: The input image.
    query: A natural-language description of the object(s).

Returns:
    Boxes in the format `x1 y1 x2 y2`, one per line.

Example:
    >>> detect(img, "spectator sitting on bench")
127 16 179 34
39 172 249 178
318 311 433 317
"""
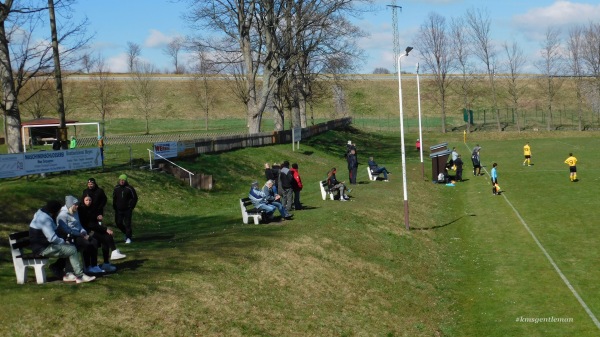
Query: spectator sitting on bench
57 196 103 275
248 181 292 221
78 195 124 273
29 200 95 283
367 156 390 181
327 168 350 201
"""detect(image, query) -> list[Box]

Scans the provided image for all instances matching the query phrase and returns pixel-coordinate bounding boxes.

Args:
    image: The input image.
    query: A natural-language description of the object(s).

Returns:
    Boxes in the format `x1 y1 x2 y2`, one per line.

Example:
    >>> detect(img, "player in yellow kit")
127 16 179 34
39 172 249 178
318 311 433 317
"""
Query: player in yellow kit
523 142 532 166
564 153 578 182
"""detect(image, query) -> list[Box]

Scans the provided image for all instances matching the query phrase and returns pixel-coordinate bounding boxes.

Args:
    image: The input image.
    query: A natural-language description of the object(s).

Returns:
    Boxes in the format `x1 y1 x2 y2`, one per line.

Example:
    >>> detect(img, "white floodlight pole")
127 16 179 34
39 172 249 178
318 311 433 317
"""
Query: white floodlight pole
416 62 424 180
397 46 412 230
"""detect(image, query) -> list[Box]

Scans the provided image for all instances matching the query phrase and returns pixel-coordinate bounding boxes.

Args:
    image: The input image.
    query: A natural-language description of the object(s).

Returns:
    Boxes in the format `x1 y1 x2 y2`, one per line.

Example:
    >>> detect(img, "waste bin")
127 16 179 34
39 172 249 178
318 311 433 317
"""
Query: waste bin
430 149 452 182
430 142 448 154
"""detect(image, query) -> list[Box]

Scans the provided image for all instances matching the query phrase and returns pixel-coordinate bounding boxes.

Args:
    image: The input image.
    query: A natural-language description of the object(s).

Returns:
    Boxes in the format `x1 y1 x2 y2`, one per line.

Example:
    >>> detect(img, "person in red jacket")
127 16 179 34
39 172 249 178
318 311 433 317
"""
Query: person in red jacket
290 163 303 210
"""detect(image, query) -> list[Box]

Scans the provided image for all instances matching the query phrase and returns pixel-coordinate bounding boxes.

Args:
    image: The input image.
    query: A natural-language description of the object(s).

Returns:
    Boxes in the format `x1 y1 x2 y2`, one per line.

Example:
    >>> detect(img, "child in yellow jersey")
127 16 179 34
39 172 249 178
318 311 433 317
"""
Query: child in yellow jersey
564 153 578 182
523 142 532 166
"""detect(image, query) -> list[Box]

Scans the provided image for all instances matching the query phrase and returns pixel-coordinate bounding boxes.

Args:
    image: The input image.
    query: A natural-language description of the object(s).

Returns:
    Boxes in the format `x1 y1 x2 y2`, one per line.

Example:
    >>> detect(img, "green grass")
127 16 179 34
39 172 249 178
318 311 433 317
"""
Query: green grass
3 128 600 336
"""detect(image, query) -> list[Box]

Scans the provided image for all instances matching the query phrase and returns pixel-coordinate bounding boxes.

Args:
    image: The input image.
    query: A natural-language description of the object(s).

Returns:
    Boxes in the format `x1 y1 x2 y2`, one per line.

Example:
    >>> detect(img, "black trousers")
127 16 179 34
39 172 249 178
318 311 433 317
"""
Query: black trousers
115 209 134 239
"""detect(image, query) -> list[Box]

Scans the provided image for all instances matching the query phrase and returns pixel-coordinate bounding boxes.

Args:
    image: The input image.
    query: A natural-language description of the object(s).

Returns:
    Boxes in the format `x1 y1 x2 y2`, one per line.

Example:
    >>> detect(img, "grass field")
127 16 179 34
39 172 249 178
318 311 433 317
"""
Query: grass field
2 127 600 336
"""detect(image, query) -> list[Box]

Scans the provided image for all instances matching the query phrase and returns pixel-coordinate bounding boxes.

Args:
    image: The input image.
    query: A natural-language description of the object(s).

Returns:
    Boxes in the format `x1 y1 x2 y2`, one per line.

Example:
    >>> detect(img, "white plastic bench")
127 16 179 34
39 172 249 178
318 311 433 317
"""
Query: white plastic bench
240 197 264 224
9 231 49 284
367 167 381 181
319 180 335 200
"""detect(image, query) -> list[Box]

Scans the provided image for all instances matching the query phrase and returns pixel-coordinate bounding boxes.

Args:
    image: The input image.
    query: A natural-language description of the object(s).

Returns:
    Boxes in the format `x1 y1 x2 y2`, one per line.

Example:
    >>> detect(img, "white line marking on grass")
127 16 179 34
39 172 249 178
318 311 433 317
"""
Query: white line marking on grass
465 143 600 330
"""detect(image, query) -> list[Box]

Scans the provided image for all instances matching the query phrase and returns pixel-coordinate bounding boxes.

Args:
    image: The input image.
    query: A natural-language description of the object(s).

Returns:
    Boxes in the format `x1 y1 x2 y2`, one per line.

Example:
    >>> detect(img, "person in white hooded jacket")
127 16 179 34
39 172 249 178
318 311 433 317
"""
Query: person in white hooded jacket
57 196 103 274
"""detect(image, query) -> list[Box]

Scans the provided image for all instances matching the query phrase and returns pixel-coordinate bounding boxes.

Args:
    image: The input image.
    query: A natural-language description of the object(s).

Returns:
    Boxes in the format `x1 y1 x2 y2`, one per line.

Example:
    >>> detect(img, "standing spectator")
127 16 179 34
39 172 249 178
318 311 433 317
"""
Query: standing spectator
327 168 350 201
454 154 464 182
278 161 294 212
82 178 107 219
523 142 532 166
471 145 481 176
490 163 499 195
345 140 356 158
29 200 95 283
69 136 77 149
367 156 390 181
52 139 61 151
416 139 421 151
564 153 578 182
113 174 138 244
290 163 303 210
450 147 459 169
98 136 104 163
57 196 103 274
347 148 358 185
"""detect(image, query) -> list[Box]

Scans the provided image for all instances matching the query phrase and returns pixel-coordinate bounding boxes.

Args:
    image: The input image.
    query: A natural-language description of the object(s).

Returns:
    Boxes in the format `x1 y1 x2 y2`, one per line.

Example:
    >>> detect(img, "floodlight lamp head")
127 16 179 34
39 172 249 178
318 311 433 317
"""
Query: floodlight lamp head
405 46 413 56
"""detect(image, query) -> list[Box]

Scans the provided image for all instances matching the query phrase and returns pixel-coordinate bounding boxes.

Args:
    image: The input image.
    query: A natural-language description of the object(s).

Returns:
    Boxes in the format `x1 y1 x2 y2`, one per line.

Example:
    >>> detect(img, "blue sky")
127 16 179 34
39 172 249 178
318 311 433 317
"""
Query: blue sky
71 0 600 74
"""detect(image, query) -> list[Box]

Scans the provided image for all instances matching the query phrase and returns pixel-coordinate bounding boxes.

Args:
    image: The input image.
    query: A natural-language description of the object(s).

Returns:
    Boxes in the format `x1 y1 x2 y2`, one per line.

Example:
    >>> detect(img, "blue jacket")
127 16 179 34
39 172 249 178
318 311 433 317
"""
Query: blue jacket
29 209 65 255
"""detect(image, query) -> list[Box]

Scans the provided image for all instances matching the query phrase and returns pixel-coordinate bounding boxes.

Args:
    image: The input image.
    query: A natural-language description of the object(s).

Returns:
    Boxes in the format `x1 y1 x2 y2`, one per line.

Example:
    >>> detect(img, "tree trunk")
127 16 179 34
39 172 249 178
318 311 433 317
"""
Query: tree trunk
0 20 23 153
48 0 66 133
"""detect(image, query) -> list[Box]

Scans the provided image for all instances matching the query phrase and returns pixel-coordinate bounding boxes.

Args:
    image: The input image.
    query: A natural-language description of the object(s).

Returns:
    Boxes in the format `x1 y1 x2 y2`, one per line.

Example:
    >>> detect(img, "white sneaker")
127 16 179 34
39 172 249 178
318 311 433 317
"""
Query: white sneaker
339 198 347 202
76 274 96 283
125 238 132 244
63 272 77 282
111 249 127 260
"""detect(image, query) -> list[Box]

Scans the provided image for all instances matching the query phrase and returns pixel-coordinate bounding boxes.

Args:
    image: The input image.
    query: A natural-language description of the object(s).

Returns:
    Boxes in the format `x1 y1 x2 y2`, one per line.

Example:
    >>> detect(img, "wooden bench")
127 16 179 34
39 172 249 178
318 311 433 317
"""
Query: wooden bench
319 180 335 200
240 197 265 224
9 231 49 284
367 167 381 181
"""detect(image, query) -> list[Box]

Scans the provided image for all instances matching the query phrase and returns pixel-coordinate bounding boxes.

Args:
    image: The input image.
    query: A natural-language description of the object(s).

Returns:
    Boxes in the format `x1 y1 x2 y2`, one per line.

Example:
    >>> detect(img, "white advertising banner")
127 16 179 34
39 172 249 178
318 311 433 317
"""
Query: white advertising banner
153 142 178 159
0 153 24 179
0 148 102 179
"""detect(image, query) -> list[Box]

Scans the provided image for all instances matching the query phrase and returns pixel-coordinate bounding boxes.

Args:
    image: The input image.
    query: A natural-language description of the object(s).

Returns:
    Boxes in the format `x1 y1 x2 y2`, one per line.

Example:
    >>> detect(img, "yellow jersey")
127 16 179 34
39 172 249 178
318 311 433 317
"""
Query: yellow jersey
523 144 531 156
565 156 577 167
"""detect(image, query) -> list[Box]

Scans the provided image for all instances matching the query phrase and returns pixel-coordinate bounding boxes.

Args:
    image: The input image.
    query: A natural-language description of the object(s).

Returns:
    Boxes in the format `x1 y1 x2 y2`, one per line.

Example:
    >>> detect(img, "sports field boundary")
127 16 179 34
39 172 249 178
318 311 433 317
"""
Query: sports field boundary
465 143 600 331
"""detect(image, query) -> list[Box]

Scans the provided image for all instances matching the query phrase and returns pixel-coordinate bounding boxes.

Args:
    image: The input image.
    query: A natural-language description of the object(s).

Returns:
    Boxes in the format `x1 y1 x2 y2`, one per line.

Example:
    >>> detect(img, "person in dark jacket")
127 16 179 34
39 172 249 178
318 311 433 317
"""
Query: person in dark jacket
367 156 390 181
278 161 294 212
82 177 107 220
79 195 126 273
454 154 464 182
112 174 138 244
264 163 279 195
347 149 358 185
327 168 350 201
29 200 95 283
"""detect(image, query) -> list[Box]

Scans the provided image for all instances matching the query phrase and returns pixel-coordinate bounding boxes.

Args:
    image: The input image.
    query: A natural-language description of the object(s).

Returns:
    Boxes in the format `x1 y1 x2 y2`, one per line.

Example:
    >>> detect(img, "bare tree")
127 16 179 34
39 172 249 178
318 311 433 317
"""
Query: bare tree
414 12 455 133
580 23 600 121
130 62 159 134
567 25 585 131
90 56 115 137
186 0 367 133
502 40 527 132
535 26 565 131
48 0 67 147
466 8 501 131
20 76 53 119
126 41 141 73
163 36 185 74
188 47 217 130
80 52 96 73
450 16 475 133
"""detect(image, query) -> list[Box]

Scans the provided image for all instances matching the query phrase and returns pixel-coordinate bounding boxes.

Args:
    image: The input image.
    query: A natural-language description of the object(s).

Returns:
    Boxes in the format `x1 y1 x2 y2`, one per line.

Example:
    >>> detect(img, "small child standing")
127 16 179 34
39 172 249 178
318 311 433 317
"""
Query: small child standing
491 163 499 195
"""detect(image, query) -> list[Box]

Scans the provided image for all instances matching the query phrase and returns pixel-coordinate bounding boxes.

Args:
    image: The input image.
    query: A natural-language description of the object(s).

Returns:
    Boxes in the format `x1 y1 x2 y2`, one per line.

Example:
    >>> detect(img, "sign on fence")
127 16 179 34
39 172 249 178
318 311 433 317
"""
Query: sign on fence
0 148 102 179
153 141 197 159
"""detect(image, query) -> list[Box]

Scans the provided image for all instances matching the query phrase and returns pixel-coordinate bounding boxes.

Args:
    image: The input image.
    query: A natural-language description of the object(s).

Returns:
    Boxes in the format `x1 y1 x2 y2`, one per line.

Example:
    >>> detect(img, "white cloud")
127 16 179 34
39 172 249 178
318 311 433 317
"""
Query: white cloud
106 53 129 73
513 1 600 36
144 29 175 48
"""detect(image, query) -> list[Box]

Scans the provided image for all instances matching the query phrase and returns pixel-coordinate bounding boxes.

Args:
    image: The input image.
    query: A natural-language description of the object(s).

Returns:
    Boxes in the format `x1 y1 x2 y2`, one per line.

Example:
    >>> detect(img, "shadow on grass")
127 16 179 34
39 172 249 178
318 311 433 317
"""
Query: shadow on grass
410 214 476 231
